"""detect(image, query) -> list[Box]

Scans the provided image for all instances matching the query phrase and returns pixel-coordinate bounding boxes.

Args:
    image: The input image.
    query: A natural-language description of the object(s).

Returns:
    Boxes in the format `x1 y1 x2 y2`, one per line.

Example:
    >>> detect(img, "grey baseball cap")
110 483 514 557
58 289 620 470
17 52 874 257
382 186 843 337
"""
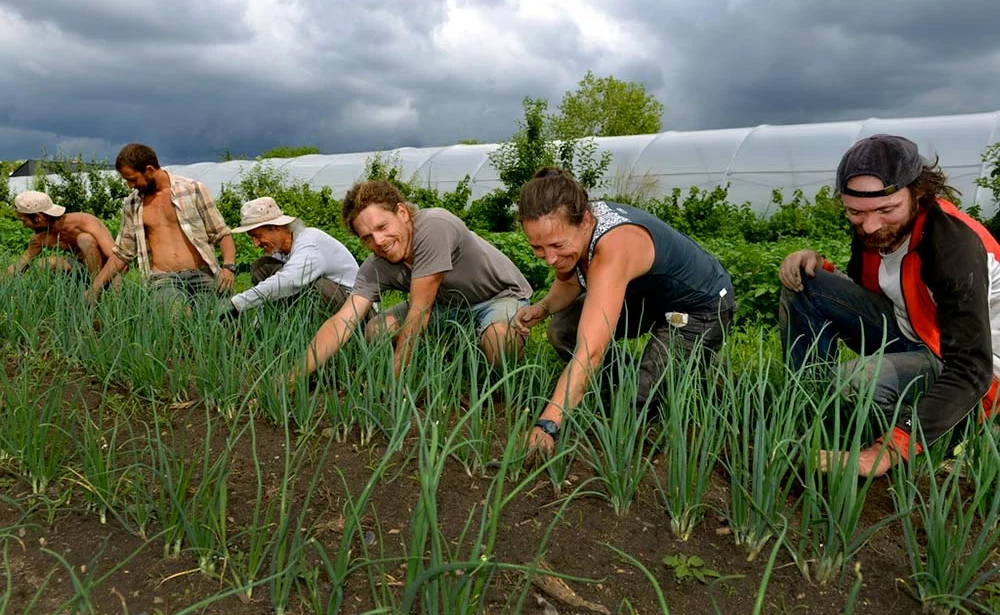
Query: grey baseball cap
836 134 927 198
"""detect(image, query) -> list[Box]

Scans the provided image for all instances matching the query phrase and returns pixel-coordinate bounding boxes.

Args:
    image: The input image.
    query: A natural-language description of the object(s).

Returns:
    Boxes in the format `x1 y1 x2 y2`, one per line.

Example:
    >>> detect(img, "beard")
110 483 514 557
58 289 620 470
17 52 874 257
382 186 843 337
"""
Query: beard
855 204 919 252
138 175 158 196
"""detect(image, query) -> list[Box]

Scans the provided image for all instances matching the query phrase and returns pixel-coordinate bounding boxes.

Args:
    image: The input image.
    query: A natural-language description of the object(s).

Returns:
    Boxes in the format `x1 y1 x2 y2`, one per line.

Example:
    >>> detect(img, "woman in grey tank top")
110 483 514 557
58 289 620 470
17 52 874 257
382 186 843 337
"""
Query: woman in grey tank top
512 167 735 457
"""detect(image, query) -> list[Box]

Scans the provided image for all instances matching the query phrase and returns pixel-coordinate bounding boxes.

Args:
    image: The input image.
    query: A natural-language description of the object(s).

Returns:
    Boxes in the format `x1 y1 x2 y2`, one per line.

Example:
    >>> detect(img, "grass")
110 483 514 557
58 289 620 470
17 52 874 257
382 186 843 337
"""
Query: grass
0 269 998 613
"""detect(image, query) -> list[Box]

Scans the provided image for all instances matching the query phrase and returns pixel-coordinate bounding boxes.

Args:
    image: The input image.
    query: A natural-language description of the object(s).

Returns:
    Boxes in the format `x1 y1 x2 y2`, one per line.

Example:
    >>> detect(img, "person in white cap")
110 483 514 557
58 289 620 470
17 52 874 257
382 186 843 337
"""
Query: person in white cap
6 190 117 279
221 196 359 317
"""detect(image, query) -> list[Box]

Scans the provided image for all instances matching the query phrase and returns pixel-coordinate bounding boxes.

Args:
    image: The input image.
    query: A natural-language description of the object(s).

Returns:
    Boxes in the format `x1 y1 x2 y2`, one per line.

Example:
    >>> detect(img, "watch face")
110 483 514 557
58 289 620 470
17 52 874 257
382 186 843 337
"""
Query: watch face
536 420 558 437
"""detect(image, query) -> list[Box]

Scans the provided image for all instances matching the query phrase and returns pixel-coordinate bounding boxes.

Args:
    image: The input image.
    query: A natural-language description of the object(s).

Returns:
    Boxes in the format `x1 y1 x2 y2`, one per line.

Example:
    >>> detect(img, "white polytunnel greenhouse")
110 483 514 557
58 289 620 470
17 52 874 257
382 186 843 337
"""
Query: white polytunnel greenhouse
10 110 1000 214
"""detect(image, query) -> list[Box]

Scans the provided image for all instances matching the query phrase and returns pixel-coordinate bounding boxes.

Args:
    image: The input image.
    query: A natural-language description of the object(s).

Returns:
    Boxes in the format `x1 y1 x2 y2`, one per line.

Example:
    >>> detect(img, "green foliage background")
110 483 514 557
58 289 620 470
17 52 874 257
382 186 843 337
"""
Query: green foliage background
2 132 997 329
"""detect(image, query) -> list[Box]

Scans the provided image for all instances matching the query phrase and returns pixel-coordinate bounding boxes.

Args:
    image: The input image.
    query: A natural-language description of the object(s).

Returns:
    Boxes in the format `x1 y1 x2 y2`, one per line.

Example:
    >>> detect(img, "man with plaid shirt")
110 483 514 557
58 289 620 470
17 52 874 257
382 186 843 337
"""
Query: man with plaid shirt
88 143 237 306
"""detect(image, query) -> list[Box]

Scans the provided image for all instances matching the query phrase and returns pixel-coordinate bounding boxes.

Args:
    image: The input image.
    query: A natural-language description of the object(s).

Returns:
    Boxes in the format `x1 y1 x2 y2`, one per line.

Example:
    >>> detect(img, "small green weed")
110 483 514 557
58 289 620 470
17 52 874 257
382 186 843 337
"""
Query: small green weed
662 553 722 584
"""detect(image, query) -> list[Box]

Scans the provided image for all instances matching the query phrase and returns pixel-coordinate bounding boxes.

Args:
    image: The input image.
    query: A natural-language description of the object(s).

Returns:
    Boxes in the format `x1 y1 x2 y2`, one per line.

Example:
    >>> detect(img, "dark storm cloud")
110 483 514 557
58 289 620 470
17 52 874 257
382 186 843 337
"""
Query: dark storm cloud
607 0 1000 129
1 0 251 43
0 0 996 164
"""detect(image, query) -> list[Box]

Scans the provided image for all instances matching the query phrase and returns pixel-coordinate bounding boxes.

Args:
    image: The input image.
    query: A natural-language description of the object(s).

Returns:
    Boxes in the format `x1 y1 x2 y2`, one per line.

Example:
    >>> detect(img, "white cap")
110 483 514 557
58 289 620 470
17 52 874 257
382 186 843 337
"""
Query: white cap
231 197 297 233
13 191 66 217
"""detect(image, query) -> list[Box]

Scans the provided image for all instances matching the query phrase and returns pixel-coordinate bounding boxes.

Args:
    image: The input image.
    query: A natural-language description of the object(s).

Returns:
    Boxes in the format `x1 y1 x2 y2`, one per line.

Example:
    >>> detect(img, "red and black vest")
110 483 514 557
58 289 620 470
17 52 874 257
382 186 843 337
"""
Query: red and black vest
859 198 1000 417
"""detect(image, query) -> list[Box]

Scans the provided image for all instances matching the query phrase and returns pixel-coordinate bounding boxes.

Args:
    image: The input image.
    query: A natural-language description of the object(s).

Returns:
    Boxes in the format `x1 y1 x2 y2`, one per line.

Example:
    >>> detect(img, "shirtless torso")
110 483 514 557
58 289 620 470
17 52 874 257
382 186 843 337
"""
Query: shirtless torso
15 212 116 277
140 185 208 273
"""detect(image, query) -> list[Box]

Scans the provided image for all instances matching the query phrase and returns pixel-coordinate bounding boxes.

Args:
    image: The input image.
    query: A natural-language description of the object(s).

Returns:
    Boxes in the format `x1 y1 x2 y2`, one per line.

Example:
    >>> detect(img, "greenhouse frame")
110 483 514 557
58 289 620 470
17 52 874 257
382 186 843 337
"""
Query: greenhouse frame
10 110 1000 214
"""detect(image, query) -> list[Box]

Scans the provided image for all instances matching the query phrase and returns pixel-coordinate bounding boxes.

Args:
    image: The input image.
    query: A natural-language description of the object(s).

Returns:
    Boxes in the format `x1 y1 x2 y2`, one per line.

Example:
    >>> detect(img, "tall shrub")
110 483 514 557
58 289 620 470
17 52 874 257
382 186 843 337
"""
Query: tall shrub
471 97 612 233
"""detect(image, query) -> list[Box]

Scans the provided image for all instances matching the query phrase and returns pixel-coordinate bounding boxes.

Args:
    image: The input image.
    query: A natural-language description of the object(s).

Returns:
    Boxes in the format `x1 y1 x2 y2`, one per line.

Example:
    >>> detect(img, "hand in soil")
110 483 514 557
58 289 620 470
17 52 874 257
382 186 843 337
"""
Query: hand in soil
526 427 555 465
819 443 895 477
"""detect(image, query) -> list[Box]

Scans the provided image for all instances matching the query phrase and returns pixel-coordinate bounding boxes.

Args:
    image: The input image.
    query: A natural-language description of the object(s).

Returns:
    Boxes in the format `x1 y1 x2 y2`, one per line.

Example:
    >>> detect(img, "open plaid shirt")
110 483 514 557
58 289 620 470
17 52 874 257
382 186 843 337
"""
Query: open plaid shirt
112 173 231 279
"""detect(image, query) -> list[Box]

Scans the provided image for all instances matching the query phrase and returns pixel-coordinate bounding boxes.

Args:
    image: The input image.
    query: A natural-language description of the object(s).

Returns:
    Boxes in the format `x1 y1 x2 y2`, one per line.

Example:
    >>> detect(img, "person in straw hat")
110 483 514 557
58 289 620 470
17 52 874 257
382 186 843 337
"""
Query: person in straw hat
221 196 359 317
6 190 118 280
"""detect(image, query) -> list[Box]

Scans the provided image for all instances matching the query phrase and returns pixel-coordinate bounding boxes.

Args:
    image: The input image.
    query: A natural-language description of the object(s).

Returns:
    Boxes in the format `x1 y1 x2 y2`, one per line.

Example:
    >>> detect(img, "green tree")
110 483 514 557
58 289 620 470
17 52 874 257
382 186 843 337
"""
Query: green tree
260 145 321 159
469 97 612 232
549 71 664 140
217 147 248 161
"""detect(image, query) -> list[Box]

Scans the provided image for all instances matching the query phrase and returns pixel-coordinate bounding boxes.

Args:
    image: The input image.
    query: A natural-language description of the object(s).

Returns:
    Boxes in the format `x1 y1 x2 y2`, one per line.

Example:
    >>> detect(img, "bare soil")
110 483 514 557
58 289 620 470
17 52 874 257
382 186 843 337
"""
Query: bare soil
1 367 932 614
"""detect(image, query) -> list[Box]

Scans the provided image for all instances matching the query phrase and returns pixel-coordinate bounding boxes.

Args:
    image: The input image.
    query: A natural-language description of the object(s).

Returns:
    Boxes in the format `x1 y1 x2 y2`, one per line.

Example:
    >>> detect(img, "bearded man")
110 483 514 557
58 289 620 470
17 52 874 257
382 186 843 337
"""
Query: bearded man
778 134 1000 477
87 143 237 306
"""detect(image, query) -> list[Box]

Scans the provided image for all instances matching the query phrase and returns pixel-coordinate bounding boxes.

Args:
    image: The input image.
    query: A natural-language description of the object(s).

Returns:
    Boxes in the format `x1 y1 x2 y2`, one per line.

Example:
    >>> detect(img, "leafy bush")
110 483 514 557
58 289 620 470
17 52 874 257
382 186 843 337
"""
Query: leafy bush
976 142 1000 239
642 184 850 245
976 142 1000 206
648 185 764 242
0 208 32 256
29 154 128 221
260 145 320 159
363 151 474 218
701 236 852 326
761 186 851 241
0 161 12 210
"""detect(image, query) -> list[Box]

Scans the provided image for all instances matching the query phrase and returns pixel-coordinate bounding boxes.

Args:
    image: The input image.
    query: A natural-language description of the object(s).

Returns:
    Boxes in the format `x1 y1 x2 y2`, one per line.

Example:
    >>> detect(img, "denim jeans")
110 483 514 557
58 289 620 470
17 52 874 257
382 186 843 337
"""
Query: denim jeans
149 267 218 309
778 268 942 423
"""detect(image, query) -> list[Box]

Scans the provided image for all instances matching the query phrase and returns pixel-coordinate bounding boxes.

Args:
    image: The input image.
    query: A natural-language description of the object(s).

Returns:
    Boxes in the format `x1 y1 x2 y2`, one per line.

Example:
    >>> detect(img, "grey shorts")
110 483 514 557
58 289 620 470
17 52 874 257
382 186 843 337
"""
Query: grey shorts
383 295 529 336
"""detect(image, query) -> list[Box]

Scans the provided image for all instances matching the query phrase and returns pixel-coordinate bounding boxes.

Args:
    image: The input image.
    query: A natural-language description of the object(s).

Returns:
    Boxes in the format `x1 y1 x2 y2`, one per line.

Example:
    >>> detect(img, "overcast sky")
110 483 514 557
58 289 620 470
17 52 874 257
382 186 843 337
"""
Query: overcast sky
1 0 998 164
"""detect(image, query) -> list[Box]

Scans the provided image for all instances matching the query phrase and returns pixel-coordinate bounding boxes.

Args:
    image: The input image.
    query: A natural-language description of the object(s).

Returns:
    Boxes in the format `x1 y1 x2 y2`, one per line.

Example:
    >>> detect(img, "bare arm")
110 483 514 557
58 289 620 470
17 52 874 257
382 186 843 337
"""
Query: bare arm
215 234 238 292
219 234 236 266
301 294 374 378
528 226 655 452
537 259 630 424
538 273 583 316
513 274 582 335
86 254 129 304
393 272 445 374
8 235 44 274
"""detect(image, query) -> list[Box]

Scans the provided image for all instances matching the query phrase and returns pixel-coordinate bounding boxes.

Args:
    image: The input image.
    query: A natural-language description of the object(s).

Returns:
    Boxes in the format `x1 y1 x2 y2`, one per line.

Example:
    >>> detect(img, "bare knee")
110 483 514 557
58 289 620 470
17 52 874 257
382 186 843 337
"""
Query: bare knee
45 256 74 272
365 313 400 341
480 322 523 367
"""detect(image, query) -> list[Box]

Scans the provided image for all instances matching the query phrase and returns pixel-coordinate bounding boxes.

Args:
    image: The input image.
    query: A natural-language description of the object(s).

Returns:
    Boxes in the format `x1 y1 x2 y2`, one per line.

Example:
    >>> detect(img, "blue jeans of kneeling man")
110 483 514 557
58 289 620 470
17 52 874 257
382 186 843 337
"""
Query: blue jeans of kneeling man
778 268 943 424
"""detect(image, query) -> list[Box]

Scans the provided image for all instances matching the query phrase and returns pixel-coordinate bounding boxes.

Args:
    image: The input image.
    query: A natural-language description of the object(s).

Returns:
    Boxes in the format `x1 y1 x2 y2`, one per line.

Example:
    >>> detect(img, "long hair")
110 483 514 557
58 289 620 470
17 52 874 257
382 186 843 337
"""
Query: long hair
910 155 960 208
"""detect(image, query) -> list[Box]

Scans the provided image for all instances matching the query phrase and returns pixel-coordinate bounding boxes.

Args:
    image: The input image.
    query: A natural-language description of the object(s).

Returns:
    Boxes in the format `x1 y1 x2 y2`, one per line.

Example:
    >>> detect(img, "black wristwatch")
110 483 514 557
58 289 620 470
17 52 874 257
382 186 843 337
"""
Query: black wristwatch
222 263 237 273
534 419 560 440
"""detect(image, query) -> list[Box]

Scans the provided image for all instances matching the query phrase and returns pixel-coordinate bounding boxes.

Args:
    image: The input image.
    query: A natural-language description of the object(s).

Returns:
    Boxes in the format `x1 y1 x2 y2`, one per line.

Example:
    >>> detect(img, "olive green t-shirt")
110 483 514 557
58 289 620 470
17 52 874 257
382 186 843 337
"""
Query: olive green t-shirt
352 208 532 306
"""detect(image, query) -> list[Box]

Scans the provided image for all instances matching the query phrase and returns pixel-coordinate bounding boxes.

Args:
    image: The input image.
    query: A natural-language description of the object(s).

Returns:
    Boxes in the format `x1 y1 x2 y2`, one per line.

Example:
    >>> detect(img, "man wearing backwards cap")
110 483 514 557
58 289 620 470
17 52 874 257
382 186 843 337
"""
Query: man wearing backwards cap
221 196 359 317
779 134 1000 477
7 190 117 279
